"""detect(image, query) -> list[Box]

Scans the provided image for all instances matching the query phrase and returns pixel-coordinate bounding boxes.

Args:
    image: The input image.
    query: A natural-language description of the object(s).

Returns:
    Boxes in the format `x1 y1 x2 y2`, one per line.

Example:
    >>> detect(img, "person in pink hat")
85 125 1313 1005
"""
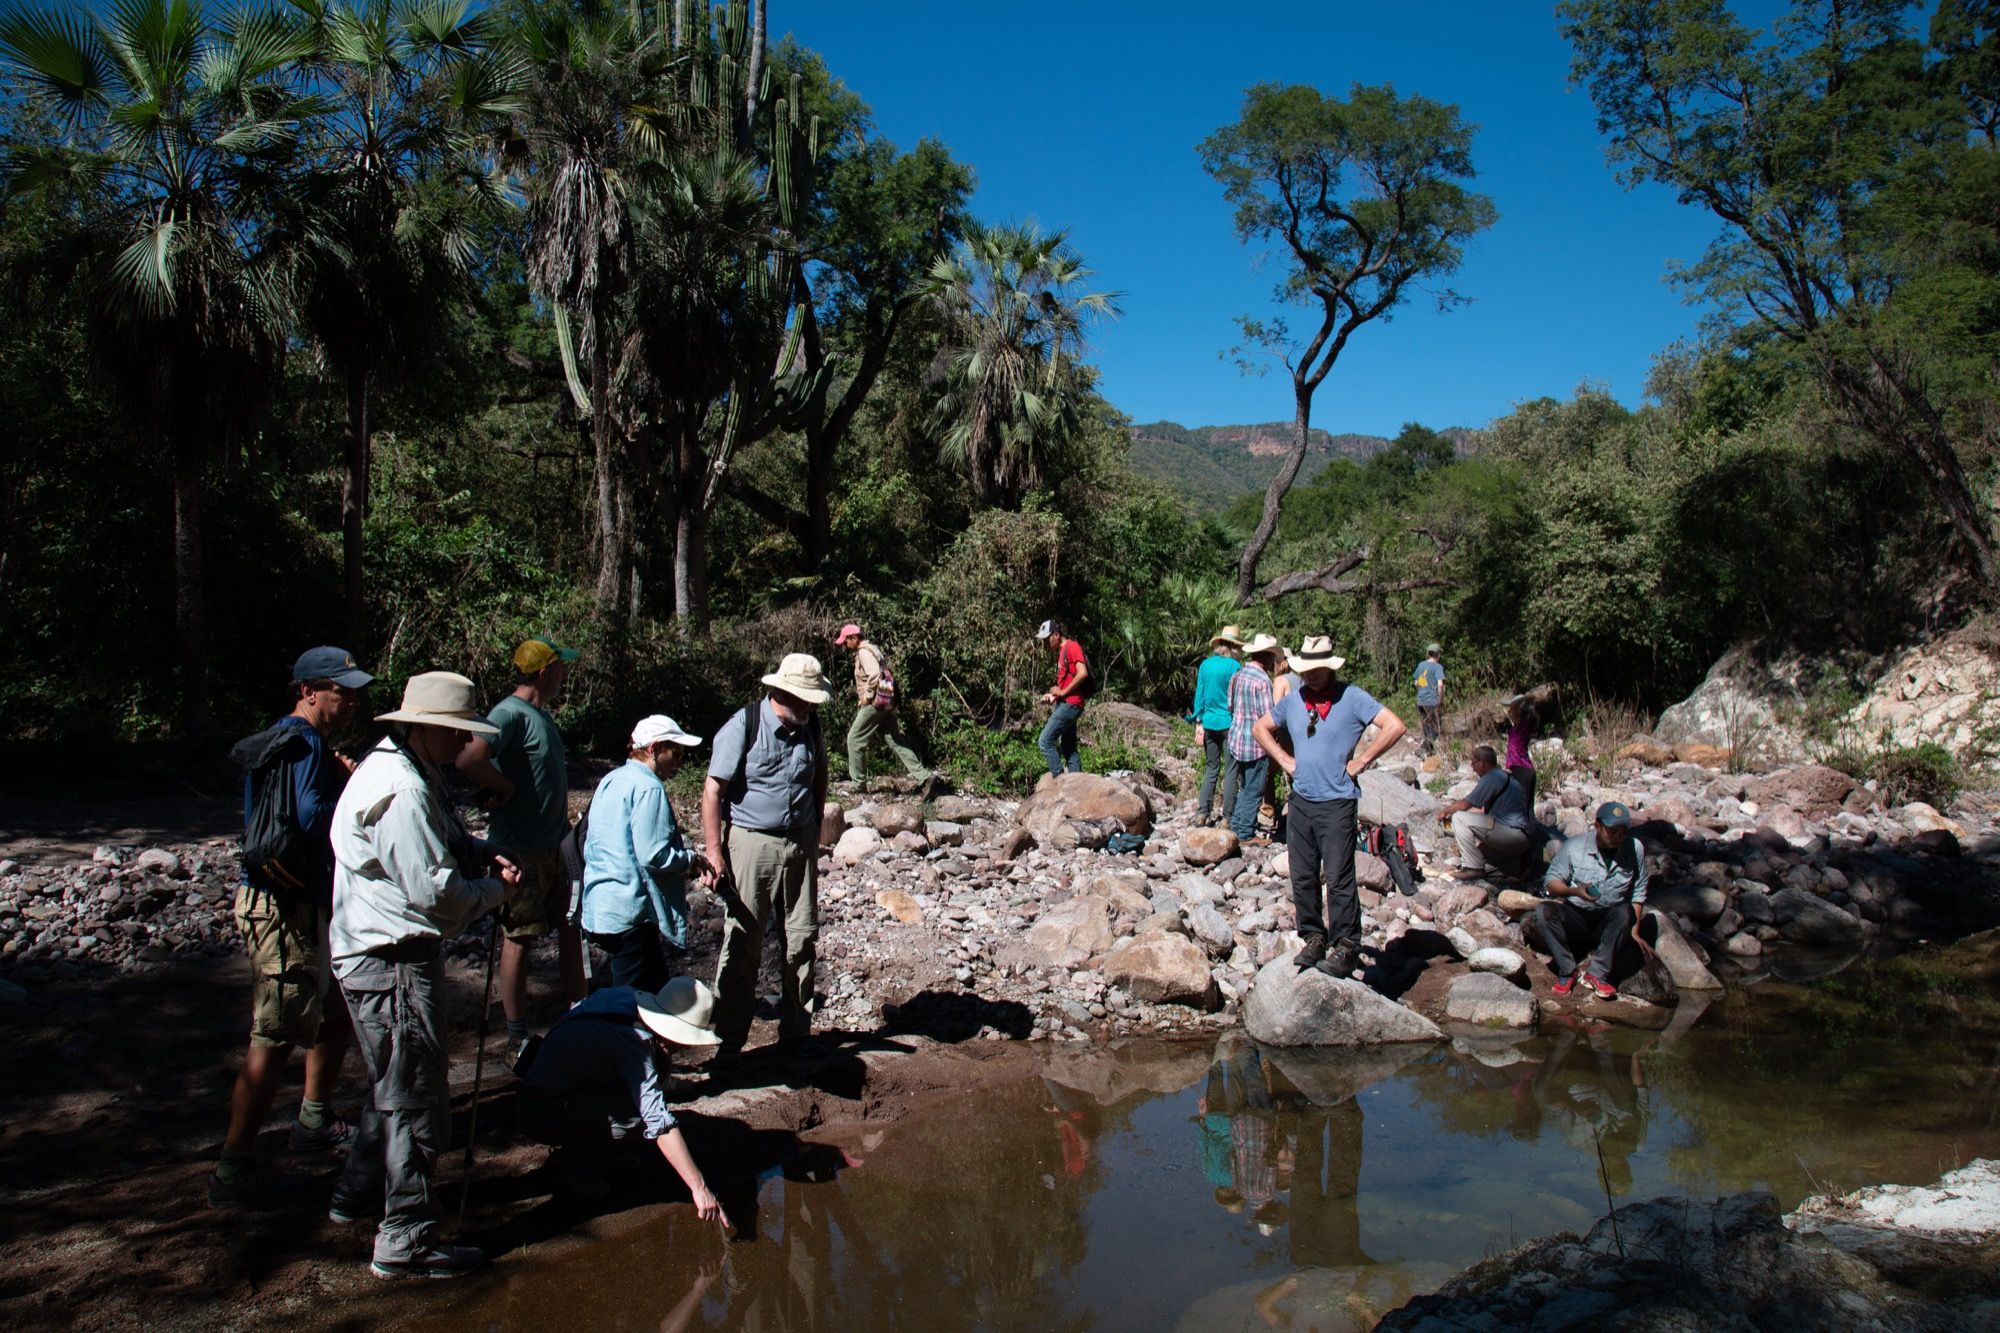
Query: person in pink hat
831 623 943 798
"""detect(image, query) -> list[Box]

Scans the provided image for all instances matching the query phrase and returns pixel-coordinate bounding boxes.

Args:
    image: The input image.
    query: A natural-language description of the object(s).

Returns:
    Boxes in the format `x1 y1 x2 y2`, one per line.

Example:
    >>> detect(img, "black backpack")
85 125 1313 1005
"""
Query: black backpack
558 799 591 928
1357 821 1419 897
231 721 314 899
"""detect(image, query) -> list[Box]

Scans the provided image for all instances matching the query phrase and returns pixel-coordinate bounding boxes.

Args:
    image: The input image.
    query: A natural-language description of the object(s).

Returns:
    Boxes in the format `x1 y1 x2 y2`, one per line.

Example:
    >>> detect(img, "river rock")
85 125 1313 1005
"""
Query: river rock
1079 871 1152 917
134 848 182 878
1746 764 1859 818
1185 901 1234 956
1179 827 1238 865
1769 886 1866 947
931 795 985 823
1242 957 1444 1046
1724 931 1764 957
1355 851 1391 892
1672 742 1732 768
833 827 882 865
1268 848 1289 878
1017 773 1153 839
1432 883 1490 930
871 803 924 837
1642 912 1723 990
1467 946 1527 981
1101 931 1217 1008
997 827 1036 861
924 820 966 847
1358 771 1443 850
1173 873 1226 909
875 889 923 924
819 802 846 848
890 830 930 855
1646 881 1727 923
1616 738 1675 766
1446 972 1538 1028
1495 889 1541 915
1026 896 1113 968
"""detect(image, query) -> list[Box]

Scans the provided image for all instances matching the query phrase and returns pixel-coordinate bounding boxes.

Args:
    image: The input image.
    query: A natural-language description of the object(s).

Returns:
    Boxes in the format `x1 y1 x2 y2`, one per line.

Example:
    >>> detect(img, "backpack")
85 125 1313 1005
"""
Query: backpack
863 643 897 710
726 698 824 810
1065 643 1099 699
1357 821 1419 897
558 799 591 928
1104 831 1147 855
231 721 314 900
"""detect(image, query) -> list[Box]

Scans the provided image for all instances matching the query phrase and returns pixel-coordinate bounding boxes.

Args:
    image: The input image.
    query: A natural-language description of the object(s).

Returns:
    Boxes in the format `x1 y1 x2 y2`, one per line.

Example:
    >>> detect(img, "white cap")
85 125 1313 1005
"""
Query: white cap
630 714 701 748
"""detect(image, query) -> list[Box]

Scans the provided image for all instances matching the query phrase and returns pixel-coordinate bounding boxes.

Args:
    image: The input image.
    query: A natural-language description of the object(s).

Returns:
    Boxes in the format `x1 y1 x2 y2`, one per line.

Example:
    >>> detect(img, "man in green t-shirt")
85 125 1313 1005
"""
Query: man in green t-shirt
458 637 586 1053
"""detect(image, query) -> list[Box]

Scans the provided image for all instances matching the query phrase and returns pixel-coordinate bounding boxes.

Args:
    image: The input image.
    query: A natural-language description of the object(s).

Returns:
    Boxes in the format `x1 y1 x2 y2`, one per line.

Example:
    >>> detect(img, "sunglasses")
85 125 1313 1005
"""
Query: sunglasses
1306 713 1317 738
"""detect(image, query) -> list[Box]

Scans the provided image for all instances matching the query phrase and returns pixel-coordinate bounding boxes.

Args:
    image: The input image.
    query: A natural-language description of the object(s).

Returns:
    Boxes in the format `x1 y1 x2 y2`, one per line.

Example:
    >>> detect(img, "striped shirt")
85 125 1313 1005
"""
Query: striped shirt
1227 663 1274 762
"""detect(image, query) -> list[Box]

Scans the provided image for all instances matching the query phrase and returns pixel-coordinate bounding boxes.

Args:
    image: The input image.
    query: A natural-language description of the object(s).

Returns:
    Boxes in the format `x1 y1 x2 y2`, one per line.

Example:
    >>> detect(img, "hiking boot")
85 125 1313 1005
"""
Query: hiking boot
1586 974 1618 1000
1551 971 1579 997
207 1166 310 1209
327 1190 381 1225
289 1116 353 1153
1293 935 1328 971
370 1244 486 1281
917 773 952 801
1315 943 1361 980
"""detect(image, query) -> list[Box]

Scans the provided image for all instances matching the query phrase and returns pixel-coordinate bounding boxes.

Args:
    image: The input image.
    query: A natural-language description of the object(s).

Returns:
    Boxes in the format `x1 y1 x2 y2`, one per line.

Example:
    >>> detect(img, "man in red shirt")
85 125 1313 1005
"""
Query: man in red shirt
1036 618 1090 777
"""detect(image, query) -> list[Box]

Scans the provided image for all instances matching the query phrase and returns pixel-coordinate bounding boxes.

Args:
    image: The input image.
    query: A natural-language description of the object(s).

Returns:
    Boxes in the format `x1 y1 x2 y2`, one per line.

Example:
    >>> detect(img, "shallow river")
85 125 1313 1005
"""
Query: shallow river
419 988 2000 1332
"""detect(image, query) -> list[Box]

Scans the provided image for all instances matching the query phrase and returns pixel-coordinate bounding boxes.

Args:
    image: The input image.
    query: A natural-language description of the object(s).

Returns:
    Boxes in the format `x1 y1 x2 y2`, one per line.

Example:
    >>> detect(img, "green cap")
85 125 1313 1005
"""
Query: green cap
1596 800 1631 828
513 637 580 673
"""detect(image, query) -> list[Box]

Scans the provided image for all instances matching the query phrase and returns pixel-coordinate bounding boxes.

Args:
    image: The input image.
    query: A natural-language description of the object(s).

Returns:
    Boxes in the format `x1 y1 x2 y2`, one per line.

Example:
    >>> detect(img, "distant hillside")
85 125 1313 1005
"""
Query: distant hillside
1127 420 1479 511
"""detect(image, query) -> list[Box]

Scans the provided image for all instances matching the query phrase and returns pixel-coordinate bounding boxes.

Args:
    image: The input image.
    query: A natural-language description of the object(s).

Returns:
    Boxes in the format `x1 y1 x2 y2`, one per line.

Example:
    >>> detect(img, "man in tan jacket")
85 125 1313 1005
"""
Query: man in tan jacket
833 624 942 797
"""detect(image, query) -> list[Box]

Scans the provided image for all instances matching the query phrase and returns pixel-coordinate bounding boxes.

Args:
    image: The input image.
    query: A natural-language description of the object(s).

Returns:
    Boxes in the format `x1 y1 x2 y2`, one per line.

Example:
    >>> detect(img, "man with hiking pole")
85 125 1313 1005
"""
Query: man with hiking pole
326 671 525 1280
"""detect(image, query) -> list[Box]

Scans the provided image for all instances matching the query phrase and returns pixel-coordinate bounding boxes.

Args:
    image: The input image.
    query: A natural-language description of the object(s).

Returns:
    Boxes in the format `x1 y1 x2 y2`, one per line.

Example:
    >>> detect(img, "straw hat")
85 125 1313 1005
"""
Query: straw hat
1291 635 1346 672
1209 624 1246 648
1242 632 1281 659
761 652 831 705
635 976 722 1047
375 672 499 735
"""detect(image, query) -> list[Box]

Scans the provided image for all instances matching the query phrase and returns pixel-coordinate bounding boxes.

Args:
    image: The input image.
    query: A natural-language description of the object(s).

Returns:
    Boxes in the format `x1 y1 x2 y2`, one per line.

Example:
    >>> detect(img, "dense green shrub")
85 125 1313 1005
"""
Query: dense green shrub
1871 744 1962 810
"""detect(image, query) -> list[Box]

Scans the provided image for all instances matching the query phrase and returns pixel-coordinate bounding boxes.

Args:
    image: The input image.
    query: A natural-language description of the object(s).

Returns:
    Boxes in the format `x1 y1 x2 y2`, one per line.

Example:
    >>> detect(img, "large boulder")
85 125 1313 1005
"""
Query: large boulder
1025 896 1114 968
1641 912 1724 990
1844 634 2000 763
1654 642 1815 761
832 826 882 865
1746 765 1861 819
1017 772 1153 839
1646 881 1728 923
1769 886 1866 947
1078 870 1152 917
1076 700 1176 756
1446 972 1538 1028
1185 901 1235 956
1102 931 1218 1008
871 803 925 837
1358 770 1443 851
1179 827 1239 866
1242 956 1445 1046
1468 946 1528 982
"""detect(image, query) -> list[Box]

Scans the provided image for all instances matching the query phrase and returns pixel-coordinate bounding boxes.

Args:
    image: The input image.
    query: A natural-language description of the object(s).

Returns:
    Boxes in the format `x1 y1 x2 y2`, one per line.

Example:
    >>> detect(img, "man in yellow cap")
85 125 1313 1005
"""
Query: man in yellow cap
458 637 585 1055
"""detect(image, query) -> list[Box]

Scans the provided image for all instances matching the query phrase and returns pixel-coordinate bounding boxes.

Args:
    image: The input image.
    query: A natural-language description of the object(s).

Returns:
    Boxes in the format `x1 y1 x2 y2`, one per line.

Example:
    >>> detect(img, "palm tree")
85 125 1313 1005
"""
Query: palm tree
924 223 1118 509
0 0 316 735
287 0 519 644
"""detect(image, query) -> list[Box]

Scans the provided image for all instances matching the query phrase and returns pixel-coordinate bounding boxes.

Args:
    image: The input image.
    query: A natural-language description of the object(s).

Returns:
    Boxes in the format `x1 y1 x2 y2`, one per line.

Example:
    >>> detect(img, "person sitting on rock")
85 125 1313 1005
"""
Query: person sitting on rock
1437 745 1532 881
1538 801 1648 1000
515 976 724 1218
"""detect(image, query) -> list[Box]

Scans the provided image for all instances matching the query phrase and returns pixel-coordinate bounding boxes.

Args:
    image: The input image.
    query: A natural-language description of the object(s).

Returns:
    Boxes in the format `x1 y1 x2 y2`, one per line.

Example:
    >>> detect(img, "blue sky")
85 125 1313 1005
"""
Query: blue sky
795 2 1737 437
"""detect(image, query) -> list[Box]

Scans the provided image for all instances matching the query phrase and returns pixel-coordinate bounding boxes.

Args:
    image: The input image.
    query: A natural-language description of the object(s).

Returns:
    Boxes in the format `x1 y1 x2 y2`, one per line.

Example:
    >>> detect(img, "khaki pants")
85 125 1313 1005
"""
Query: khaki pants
235 882 332 1049
847 705 928 783
712 826 818 1044
1452 810 1529 874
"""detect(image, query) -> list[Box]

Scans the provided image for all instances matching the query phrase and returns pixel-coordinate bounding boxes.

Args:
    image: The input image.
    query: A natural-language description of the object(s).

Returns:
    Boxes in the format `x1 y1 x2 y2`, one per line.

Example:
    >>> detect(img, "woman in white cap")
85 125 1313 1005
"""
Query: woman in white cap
581 715 712 993
515 974 724 1220
327 671 525 1280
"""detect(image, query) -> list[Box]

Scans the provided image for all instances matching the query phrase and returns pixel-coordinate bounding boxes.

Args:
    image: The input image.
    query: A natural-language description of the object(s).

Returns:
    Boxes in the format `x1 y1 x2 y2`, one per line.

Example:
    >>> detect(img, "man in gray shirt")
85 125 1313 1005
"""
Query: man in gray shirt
703 653 831 1064
1539 801 1649 1000
1437 745 1531 880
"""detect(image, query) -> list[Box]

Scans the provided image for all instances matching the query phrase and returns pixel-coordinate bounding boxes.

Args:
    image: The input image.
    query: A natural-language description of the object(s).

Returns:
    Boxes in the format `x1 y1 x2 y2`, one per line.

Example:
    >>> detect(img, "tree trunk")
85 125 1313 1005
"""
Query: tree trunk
171 440 208 737
1235 385 1314 603
804 421 833 569
341 367 370 648
674 501 708 625
589 316 624 618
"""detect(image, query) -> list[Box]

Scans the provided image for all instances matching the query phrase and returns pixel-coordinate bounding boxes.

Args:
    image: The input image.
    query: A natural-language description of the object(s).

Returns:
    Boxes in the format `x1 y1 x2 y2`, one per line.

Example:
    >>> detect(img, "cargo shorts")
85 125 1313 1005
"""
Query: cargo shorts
234 881 332 1049
500 847 572 942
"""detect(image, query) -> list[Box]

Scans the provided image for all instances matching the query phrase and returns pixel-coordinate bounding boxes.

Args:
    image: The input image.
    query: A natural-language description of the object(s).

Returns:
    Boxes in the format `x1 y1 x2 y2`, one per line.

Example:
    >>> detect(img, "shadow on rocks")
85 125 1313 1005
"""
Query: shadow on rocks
880 989 1035 1042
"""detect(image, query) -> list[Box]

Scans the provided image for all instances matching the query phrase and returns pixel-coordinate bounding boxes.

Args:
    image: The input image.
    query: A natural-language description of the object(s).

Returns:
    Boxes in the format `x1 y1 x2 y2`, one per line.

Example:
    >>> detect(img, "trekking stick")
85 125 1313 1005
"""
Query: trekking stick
455 908 501 1235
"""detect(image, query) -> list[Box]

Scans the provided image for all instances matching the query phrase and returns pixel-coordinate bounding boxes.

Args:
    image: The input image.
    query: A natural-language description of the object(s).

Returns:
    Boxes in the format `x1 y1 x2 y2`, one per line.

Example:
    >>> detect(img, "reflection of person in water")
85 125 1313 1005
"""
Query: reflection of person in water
1283 1096 1373 1269
1529 1024 1651 1194
1197 1039 1273 1215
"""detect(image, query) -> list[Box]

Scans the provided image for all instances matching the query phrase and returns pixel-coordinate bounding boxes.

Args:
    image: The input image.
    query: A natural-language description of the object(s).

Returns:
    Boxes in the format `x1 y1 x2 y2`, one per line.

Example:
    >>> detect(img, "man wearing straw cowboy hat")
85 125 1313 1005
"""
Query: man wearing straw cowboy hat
515 974 724 1219
327 671 525 1280
1252 637 1407 979
1187 625 1244 825
703 653 832 1064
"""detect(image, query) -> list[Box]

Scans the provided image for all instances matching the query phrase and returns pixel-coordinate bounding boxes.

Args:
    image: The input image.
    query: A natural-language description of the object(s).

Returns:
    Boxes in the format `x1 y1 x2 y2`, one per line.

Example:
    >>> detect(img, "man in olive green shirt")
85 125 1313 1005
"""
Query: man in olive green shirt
458 637 586 1051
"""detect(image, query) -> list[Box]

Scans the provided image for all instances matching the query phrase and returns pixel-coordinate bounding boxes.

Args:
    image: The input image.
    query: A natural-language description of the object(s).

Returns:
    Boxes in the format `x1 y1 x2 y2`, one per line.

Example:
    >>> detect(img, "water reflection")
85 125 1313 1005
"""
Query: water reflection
410 1006 2000 1333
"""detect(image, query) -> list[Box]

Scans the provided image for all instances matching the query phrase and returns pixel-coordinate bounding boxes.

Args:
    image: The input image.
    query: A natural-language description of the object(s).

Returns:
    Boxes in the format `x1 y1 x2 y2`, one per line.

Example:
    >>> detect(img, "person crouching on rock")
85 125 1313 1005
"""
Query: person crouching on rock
327 671 525 1280
1436 745 1532 881
1538 801 1648 1001
515 975 724 1219
581 714 711 993
1252 636 1406 981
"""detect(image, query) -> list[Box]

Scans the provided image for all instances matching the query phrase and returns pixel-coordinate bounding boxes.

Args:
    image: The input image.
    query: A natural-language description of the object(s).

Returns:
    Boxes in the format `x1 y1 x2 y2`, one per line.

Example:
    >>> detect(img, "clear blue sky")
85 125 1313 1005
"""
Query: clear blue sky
794 2 1735 437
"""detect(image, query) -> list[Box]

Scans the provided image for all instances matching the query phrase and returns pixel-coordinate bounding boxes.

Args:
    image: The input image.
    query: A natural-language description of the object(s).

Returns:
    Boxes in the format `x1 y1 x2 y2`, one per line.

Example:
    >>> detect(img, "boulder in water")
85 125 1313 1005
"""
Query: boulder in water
1242 956 1444 1046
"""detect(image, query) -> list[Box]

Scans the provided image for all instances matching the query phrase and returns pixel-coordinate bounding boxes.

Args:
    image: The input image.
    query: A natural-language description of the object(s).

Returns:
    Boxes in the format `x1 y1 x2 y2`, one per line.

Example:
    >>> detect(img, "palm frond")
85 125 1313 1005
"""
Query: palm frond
0 7 114 124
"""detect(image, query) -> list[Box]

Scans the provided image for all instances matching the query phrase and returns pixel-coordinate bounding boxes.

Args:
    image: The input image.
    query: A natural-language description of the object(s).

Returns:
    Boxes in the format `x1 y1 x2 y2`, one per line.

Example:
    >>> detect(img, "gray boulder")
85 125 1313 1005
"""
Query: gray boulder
1467 946 1528 982
1025 897 1113 968
1642 912 1724 990
1445 972 1538 1028
1101 931 1218 1008
1185 901 1235 956
1358 770 1443 850
1769 886 1866 947
1242 956 1444 1046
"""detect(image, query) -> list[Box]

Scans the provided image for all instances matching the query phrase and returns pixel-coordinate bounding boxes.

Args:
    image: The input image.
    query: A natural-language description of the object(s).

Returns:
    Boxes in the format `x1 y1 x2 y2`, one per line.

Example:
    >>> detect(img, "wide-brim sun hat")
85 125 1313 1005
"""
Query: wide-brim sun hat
1242 632 1281 657
636 976 723 1046
1290 635 1346 673
762 652 831 705
630 714 701 749
375 671 500 735
1210 624 1246 648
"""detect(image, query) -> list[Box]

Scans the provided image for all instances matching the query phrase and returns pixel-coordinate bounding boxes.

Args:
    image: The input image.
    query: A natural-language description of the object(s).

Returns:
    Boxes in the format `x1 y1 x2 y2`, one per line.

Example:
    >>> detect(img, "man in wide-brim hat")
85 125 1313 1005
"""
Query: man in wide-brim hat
1252 637 1407 980
703 653 832 1064
326 670 525 1280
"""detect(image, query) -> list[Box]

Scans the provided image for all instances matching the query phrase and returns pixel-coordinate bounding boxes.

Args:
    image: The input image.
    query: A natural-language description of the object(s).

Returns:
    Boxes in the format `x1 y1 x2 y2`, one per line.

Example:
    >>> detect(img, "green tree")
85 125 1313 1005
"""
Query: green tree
1199 82 1497 603
1560 0 2000 597
923 222 1119 509
1 0 317 734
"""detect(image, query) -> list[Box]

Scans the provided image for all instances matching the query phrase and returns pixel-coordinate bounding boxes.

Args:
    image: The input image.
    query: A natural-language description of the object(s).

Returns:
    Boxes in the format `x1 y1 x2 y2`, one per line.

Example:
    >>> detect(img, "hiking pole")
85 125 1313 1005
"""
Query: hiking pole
455 906 502 1236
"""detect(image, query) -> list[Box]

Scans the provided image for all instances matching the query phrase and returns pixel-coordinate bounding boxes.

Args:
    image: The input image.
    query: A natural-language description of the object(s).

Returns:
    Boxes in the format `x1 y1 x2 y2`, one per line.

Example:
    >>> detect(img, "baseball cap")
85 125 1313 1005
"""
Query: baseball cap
834 623 862 644
512 637 581 674
630 714 701 749
1596 801 1632 828
1035 619 1055 641
292 646 373 689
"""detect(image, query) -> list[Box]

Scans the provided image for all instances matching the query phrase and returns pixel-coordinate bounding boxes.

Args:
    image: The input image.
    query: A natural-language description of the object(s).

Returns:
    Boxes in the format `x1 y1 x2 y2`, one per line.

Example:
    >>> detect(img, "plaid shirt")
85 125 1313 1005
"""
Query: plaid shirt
1227 663 1273 761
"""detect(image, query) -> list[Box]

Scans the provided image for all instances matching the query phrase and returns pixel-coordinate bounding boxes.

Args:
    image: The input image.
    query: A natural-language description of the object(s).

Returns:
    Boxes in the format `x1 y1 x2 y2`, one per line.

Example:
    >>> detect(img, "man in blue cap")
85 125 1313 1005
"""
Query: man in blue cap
1538 801 1648 999
211 646 373 1205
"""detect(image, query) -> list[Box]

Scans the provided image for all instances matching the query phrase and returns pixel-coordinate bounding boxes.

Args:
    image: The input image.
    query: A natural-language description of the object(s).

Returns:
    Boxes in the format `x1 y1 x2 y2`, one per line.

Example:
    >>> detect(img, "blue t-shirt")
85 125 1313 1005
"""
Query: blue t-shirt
1467 767 1530 829
1270 682 1384 802
1414 659 1444 707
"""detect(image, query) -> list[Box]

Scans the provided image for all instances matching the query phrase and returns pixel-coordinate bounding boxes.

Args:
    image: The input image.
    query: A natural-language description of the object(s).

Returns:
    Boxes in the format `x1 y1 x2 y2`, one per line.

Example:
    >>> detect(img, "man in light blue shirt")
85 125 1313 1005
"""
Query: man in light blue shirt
1188 625 1244 824
582 714 709 992
1540 802 1649 1000
1253 637 1407 979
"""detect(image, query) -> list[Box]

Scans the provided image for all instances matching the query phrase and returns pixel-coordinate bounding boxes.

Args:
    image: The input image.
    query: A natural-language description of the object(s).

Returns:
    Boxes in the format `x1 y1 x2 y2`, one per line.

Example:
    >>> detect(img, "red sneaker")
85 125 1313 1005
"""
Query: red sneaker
1550 972 1578 997
1587 974 1617 1000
